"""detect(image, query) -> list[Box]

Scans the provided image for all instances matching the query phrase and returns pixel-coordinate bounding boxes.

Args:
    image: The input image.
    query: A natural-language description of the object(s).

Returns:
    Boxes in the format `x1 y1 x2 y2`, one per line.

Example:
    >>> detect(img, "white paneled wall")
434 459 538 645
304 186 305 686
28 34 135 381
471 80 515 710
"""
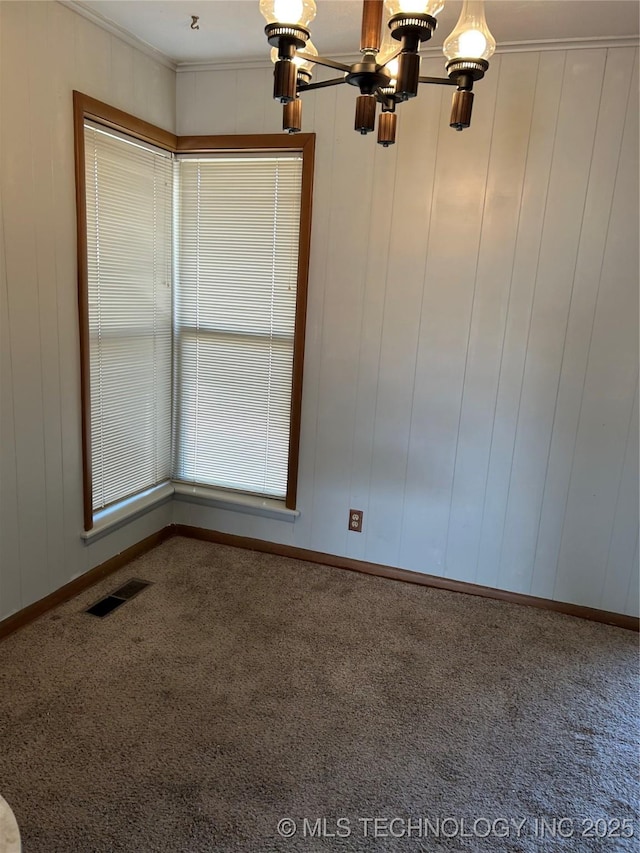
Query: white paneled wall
0 1 175 622
0 0 637 624
174 46 639 616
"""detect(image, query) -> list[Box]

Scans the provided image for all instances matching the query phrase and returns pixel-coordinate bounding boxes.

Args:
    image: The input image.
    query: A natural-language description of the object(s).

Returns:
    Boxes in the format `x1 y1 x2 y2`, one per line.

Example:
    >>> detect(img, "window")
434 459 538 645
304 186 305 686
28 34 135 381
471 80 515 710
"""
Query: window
74 93 314 531
173 153 303 499
83 123 173 514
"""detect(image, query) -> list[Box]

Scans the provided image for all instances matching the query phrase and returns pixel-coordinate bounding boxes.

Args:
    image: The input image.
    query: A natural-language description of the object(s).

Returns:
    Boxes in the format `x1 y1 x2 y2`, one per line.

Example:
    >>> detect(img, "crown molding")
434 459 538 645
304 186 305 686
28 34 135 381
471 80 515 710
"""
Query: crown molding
493 34 639 54
176 34 639 73
59 0 177 71
57 4 638 75
177 58 274 73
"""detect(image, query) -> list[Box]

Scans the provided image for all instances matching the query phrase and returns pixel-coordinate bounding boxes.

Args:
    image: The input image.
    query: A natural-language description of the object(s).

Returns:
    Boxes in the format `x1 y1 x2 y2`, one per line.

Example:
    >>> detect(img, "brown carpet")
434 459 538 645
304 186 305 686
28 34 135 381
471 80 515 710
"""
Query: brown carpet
0 536 637 852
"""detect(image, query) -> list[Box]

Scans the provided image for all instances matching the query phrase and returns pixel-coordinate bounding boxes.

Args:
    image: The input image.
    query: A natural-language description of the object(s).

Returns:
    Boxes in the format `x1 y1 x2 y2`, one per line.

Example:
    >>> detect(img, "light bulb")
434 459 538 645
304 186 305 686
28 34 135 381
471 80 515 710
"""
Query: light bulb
275 0 303 22
384 0 444 17
458 29 486 57
260 0 316 27
443 0 495 61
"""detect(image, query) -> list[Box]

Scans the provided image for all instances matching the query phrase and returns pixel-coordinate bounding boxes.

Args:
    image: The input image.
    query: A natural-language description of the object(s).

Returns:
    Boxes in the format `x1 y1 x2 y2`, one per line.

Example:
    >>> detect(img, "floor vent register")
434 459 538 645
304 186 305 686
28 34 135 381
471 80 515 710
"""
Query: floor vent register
85 578 152 618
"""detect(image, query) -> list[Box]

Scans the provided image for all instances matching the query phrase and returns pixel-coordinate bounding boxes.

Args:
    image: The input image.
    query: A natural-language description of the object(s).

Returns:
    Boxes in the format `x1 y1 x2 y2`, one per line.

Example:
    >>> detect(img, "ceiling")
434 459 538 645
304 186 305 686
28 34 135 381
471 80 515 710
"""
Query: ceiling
76 0 640 65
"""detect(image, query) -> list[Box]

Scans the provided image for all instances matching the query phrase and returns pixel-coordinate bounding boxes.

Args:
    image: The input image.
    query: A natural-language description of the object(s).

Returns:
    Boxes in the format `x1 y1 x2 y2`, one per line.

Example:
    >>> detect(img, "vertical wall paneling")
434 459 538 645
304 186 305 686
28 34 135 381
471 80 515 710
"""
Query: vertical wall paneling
474 50 566 590
109 36 135 111
83 503 173 570
2 0 637 624
51 0 85 581
346 130 398 563
27 1 66 594
497 49 607 595
132 52 176 131
172 500 295 544
626 537 639 617
174 44 638 616
529 47 637 600
290 70 338 549
443 52 539 584
366 58 447 569
553 53 639 608
309 84 377 555
0 1 176 622
0 175 22 617
399 57 499 575
236 69 267 134
197 70 238 135
176 71 196 136
74 11 111 103
601 380 639 615
1 1 50 606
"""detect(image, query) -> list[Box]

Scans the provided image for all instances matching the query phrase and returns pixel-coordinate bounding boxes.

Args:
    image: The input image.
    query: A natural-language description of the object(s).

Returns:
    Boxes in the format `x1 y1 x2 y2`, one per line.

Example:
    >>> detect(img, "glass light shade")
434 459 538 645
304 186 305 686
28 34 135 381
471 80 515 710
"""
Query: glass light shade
378 27 399 88
260 0 316 27
443 0 495 61
384 0 444 17
270 40 317 73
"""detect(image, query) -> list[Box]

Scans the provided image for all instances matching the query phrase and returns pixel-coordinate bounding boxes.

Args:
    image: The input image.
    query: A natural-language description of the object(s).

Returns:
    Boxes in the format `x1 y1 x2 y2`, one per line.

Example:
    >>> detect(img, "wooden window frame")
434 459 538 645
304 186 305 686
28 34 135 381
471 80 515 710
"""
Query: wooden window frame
73 92 315 530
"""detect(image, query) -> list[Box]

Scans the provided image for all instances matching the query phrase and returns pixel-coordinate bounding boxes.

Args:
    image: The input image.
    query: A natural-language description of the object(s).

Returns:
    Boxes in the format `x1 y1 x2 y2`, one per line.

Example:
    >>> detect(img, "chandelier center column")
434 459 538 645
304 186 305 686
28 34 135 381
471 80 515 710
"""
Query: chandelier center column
360 0 384 53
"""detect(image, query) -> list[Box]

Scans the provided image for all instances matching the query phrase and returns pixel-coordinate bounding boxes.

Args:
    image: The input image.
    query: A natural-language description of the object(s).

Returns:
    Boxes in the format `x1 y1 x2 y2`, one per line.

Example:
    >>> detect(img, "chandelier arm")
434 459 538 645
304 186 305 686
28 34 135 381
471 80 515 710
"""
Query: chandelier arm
298 77 348 92
296 52 352 73
376 46 402 71
418 75 459 87
374 88 395 110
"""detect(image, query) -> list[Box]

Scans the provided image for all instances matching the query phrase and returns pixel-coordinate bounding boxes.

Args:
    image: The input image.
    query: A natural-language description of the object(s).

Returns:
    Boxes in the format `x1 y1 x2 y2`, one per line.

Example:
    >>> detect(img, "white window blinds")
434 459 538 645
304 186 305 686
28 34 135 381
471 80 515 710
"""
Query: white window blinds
173 154 303 498
84 122 173 511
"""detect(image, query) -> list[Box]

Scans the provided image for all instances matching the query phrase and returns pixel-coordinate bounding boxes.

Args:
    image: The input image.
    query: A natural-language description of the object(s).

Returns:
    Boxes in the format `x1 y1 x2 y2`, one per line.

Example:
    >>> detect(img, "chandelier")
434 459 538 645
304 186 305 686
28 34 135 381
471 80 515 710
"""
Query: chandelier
261 0 496 146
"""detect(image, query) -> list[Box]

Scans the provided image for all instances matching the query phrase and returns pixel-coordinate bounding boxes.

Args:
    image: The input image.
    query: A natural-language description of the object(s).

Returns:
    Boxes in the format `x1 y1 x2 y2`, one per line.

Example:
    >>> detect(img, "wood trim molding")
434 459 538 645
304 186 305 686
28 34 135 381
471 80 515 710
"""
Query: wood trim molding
0 529 172 642
73 92 179 530
73 92 94 531
173 525 640 632
2 523 636 642
286 133 315 510
74 95 313 524
174 131 315 511
175 133 315 153
73 92 178 151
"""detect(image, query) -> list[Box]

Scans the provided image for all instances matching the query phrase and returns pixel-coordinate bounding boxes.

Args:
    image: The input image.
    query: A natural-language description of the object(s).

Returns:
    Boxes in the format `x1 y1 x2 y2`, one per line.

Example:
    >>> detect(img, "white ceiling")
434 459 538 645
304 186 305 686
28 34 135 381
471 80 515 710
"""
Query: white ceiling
76 0 640 65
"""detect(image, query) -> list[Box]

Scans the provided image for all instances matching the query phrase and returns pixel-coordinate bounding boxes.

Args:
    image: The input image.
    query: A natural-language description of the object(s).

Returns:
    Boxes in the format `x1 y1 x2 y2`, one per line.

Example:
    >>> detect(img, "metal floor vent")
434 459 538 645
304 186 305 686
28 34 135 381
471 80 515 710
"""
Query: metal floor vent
85 578 152 618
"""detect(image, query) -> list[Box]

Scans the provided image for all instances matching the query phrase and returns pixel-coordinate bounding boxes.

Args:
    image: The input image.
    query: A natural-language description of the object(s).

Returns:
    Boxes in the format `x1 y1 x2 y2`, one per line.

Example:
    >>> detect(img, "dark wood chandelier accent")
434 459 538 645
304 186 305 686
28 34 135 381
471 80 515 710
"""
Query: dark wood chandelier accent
361 0 385 53
261 0 496 146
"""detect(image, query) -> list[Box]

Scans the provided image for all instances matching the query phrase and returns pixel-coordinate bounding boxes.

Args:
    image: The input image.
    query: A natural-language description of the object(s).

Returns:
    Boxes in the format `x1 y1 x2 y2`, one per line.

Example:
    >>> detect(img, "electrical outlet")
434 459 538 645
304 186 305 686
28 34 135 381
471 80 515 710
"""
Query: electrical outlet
349 509 363 533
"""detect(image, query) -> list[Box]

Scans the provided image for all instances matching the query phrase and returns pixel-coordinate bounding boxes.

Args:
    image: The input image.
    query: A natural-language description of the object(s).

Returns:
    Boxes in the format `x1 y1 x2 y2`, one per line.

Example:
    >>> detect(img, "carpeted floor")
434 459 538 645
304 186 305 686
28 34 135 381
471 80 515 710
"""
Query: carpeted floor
0 535 637 852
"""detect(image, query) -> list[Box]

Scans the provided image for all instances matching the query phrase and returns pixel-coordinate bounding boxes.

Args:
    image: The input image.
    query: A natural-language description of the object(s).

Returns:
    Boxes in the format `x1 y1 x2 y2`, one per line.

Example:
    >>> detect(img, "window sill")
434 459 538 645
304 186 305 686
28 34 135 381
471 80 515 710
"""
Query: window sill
82 482 174 543
82 481 299 541
172 482 300 522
